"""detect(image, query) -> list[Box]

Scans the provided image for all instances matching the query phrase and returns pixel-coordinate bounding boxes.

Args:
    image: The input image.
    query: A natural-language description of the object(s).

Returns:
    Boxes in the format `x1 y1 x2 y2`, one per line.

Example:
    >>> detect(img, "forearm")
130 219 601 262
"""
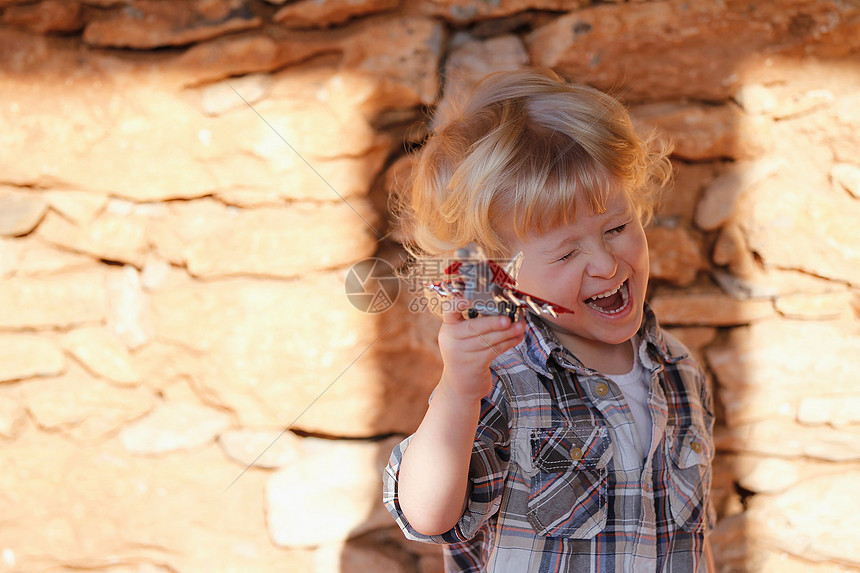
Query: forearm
397 379 483 536
704 535 716 573
397 311 523 536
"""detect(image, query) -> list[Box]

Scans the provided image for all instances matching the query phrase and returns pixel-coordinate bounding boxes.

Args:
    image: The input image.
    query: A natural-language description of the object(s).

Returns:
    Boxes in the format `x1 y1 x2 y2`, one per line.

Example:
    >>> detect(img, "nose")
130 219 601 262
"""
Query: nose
585 244 617 278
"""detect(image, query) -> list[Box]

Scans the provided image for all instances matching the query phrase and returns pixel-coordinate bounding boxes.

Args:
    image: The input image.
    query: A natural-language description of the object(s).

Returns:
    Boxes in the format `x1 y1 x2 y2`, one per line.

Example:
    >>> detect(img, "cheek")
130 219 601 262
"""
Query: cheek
544 266 585 304
638 238 650 268
511 261 539 292
518 263 577 300
630 233 650 281
520 265 553 293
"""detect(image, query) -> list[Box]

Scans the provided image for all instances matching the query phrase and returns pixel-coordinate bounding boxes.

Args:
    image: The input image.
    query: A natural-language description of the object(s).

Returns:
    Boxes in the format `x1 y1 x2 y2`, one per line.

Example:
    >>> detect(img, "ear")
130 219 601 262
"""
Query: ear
504 251 524 283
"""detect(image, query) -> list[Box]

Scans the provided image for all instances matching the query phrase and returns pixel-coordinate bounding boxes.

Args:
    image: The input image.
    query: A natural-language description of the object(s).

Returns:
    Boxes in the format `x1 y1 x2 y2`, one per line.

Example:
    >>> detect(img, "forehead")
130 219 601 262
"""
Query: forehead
501 188 635 245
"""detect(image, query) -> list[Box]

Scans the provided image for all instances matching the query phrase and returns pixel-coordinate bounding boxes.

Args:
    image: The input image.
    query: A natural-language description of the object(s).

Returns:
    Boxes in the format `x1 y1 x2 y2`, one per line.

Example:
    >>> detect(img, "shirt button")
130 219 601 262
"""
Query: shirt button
595 382 609 396
690 441 703 454
570 447 583 460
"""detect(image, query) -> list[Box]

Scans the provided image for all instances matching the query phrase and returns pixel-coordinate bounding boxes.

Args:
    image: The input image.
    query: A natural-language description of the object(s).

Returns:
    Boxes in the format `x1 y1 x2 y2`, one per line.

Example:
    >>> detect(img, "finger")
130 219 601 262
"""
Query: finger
463 319 525 349
496 326 526 352
440 295 470 324
487 327 526 355
445 313 508 338
469 314 524 336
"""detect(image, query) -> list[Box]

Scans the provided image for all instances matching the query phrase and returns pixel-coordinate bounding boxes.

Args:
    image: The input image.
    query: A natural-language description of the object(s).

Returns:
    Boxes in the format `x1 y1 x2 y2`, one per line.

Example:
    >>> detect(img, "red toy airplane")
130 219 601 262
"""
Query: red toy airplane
424 243 574 320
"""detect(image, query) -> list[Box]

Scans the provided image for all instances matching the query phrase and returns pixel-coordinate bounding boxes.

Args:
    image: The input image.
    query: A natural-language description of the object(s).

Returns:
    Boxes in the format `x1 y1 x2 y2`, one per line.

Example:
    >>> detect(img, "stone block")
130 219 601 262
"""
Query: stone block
218 428 302 469
42 190 108 225
753 547 859 573
149 199 380 279
172 31 335 87
740 177 860 287
649 289 776 327
0 32 395 204
0 237 22 278
0 272 107 329
119 401 232 456
313 540 410 573
0 334 66 383
797 395 860 427
8 240 96 277
83 0 263 48
774 290 856 320
831 162 860 198
707 319 860 425
663 326 716 367
746 471 860 566
645 225 704 287
423 0 584 23
340 16 444 107
148 273 440 436
528 0 860 101
1 0 84 34
695 157 784 231
441 34 529 106
274 0 399 29
0 42 223 200
36 210 149 267
0 430 309 571
734 454 860 496
718 418 860 462
21 364 155 442
0 187 47 237
266 436 400 546
734 83 780 116
0 385 26 439
62 327 142 385
771 88 836 121
655 161 715 225
631 102 772 162
200 72 272 116
106 265 154 351
712 223 751 272
193 69 391 201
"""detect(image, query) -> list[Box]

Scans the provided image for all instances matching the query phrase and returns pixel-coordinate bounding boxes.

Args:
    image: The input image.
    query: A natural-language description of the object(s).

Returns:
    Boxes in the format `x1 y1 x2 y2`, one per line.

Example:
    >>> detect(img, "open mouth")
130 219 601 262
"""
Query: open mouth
584 280 630 315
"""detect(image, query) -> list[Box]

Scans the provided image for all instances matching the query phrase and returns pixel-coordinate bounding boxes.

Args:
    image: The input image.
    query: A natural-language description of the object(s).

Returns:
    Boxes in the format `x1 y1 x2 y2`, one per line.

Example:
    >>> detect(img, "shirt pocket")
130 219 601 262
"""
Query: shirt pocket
664 424 711 532
526 424 612 539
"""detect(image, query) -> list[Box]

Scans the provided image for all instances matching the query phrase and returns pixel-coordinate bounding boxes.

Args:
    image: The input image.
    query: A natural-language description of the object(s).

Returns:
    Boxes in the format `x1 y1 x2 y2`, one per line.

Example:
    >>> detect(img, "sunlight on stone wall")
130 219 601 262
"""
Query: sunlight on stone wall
0 1 858 572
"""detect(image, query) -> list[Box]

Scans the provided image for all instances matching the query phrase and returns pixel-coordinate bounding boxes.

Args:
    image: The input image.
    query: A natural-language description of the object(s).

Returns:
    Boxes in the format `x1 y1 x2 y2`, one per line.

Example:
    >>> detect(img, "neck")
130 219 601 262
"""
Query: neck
551 328 635 375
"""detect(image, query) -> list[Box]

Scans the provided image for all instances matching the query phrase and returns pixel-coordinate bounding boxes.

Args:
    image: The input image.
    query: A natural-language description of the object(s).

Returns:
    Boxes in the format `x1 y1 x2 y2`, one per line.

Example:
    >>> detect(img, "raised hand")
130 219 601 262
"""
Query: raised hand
437 298 525 402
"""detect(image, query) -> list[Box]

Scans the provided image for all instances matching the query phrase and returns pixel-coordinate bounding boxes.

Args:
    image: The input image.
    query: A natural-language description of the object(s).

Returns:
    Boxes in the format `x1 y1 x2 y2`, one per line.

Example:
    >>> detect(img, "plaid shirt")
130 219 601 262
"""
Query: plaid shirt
383 304 715 572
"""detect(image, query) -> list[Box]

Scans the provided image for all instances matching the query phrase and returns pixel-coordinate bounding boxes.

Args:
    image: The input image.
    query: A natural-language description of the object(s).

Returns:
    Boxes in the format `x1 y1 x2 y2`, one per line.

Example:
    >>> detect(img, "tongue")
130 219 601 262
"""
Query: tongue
590 290 623 311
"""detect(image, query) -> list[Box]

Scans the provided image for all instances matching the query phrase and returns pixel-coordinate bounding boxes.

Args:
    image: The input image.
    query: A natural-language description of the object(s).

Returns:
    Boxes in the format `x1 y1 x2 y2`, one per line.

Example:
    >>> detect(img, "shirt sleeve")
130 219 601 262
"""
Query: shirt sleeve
382 374 512 544
694 359 717 533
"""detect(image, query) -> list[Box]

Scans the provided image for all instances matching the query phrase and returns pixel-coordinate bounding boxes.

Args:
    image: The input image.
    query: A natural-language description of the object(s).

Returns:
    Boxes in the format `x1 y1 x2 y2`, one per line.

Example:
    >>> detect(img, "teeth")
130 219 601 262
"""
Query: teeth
590 284 622 300
585 281 630 315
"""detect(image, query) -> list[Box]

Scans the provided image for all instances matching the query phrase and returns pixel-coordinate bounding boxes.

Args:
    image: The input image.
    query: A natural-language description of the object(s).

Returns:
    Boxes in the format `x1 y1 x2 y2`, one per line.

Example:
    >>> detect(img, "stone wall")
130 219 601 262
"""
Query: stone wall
0 1 858 572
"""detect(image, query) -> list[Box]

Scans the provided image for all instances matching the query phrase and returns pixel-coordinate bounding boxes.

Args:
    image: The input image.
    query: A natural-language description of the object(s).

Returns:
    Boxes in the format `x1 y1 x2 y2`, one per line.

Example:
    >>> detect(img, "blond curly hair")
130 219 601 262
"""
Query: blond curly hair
394 68 672 260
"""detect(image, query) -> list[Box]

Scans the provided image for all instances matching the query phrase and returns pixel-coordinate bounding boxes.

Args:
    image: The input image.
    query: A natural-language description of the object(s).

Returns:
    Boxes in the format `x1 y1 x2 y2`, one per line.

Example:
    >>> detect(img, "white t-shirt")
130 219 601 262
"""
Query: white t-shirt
606 339 652 460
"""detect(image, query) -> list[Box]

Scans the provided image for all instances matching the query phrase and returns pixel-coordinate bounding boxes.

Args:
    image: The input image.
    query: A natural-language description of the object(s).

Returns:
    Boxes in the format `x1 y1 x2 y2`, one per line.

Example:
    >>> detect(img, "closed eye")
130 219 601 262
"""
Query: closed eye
606 223 628 236
557 250 578 262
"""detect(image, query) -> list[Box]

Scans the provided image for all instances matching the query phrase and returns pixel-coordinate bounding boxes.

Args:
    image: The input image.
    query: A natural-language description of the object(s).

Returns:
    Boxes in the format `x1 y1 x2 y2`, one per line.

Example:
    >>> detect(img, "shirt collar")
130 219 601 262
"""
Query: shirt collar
507 302 687 377
639 303 689 364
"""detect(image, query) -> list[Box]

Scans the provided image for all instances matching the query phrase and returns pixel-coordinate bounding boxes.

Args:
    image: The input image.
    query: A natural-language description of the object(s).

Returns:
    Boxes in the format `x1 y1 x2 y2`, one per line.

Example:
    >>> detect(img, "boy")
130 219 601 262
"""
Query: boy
384 69 715 572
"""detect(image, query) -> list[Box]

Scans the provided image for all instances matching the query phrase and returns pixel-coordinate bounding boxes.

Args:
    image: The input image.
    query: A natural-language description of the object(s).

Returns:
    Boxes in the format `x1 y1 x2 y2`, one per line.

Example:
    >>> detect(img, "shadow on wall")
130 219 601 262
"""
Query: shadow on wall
0 1 859 573
526 4 860 572
346 2 860 570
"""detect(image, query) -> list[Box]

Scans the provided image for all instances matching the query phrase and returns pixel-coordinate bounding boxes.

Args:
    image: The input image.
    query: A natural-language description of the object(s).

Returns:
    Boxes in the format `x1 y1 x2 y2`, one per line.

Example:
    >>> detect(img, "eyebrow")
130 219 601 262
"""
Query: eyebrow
540 209 633 257
541 235 580 258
